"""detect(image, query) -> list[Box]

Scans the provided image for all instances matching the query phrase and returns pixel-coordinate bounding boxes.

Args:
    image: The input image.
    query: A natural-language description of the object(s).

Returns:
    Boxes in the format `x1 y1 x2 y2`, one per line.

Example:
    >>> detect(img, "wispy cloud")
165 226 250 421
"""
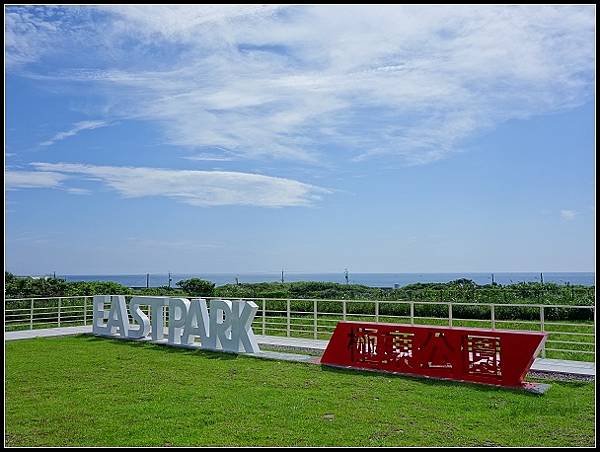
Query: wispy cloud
40 120 110 146
7 5 596 166
6 170 68 189
183 149 236 162
560 210 577 221
64 187 91 195
27 162 330 207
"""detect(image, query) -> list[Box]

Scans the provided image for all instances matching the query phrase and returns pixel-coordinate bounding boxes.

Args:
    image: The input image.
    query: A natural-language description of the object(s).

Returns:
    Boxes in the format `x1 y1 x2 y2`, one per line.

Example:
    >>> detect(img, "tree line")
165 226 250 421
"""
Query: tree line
5 272 594 302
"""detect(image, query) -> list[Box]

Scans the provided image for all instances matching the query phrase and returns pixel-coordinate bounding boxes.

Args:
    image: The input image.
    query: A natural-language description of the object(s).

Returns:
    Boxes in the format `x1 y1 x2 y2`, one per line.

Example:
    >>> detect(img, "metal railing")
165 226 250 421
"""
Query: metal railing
5 295 595 361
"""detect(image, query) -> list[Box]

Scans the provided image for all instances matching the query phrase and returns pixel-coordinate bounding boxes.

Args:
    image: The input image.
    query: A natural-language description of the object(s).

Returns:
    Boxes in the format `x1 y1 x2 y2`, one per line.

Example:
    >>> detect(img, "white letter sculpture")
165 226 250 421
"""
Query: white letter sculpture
167 298 190 345
231 300 259 353
92 296 260 354
181 299 210 345
92 295 110 336
93 295 128 338
128 297 151 339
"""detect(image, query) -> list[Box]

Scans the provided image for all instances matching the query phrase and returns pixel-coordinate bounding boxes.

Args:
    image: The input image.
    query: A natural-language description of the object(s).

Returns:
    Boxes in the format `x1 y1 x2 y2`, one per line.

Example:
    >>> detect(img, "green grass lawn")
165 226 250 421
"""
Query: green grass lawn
5 335 595 447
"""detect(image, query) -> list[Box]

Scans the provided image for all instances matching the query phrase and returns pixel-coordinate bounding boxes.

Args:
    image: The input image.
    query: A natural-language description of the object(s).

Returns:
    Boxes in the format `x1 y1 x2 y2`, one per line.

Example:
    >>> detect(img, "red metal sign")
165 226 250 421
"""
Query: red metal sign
319 321 547 389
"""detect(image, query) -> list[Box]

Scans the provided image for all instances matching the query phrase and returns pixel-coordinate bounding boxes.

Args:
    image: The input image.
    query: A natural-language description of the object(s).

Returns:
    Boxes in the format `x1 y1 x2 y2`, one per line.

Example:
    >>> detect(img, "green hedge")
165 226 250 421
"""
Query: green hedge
5 273 595 321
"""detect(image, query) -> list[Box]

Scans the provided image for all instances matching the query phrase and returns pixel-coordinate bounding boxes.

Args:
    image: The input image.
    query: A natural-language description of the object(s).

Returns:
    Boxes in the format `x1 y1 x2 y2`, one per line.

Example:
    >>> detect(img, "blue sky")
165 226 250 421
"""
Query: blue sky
5 5 596 275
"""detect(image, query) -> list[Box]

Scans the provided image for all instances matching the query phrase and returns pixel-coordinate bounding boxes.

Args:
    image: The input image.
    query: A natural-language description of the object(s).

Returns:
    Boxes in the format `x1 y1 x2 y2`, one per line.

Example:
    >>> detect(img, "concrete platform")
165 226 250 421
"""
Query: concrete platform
5 326 595 377
254 334 329 354
529 357 595 377
5 325 92 341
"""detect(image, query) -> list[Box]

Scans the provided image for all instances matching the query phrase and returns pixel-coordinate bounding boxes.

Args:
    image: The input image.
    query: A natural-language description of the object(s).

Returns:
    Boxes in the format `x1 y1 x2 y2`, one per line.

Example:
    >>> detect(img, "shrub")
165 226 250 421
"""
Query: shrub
175 278 215 297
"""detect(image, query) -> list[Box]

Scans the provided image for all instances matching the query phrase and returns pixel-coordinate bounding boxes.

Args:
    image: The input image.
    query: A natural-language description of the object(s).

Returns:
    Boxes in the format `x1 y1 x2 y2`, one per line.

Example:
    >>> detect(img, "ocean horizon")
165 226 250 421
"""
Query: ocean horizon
40 272 597 288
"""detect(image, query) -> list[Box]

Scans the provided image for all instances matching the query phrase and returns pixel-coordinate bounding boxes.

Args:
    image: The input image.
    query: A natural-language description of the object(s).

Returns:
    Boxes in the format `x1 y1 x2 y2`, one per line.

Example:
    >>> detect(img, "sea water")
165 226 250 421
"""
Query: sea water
57 272 595 288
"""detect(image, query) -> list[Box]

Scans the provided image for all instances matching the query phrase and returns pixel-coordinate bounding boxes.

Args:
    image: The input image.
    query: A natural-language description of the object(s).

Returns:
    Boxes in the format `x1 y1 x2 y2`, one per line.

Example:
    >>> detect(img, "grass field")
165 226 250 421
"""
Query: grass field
5 335 595 447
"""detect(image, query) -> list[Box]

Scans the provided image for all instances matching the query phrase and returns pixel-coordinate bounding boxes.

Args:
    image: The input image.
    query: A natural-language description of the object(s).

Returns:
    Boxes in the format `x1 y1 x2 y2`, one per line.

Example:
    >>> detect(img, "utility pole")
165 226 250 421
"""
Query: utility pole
146 273 149 288
491 273 495 285
281 268 284 283
345 268 349 285
540 272 544 285
53 271 56 279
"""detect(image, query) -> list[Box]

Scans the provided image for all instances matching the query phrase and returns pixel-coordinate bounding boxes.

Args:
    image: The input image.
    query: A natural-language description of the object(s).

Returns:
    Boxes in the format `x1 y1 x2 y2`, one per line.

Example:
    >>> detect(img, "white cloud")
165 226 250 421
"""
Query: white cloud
104 5 283 41
29 162 330 207
560 210 577 221
64 187 91 195
183 149 236 162
40 120 110 146
5 6 100 68
7 5 596 166
5 170 68 189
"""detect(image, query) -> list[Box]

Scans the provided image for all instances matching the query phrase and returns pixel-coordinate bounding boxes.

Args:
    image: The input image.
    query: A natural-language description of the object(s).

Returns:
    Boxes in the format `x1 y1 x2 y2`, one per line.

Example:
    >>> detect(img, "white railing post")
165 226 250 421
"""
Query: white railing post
540 306 546 358
491 304 495 330
57 299 61 327
313 300 318 339
410 302 414 325
375 300 379 323
343 300 347 321
30 299 34 330
262 299 266 336
84 297 88 326
286 299 291 337
448 303 453 327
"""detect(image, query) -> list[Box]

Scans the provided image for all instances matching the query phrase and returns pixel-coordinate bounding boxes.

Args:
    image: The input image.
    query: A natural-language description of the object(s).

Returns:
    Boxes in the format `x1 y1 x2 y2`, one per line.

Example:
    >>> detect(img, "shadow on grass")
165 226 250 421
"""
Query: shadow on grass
318 364 545 396
78 334 240 360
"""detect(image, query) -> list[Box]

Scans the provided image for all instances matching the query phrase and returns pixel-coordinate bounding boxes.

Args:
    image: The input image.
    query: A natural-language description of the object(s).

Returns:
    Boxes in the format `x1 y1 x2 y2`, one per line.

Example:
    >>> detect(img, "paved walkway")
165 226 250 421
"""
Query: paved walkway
5 325 595 377
5 326 92 341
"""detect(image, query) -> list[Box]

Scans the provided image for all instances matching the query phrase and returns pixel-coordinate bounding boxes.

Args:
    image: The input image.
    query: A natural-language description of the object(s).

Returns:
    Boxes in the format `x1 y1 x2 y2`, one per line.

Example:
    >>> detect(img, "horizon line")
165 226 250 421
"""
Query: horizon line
12 271 596 277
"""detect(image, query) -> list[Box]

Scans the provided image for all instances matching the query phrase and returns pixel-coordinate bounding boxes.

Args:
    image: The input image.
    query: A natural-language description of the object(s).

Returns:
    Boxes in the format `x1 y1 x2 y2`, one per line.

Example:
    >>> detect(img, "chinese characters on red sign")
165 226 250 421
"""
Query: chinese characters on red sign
320 322 547 388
